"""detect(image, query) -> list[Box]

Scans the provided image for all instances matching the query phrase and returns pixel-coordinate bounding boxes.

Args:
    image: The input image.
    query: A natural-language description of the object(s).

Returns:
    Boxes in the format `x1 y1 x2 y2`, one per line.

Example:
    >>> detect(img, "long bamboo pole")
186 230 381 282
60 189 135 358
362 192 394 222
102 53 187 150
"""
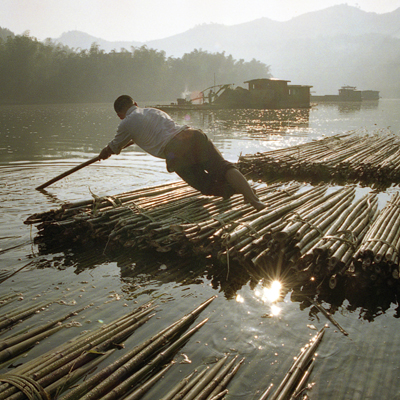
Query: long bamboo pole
35 156 101 190
36 142 135 191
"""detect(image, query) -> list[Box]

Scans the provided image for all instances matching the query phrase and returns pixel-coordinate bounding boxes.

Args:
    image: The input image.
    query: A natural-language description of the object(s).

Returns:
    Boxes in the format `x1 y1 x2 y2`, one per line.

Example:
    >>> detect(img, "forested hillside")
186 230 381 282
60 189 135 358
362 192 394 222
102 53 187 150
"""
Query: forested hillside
0 33 271 105
52 5 400 98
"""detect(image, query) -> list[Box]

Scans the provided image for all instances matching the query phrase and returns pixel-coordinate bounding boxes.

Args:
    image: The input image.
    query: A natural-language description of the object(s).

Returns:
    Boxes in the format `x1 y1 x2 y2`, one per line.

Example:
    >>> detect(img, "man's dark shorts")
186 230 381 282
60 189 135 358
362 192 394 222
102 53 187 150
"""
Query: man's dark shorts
163 128 237 198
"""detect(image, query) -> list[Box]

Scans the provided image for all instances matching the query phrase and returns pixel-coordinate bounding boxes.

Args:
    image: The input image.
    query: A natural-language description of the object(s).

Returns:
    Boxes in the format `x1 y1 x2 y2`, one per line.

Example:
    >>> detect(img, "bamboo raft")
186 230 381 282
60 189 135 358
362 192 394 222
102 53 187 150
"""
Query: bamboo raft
0 293 324 399
238 130 400 188
19 132 400 398
25 176 400 294
24 130 400 297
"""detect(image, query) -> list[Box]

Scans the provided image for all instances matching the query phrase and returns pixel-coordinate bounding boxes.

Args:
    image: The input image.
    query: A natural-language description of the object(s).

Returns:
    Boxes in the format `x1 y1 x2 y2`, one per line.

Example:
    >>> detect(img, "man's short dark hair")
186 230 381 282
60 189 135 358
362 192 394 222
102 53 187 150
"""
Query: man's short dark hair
114 95 134 113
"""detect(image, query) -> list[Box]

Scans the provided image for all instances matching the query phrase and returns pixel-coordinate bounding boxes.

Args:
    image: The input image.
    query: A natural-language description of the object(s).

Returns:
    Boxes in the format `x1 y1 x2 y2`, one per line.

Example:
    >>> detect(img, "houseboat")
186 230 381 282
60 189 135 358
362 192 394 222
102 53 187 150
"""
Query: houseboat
156 78 313 111
311 86 380 102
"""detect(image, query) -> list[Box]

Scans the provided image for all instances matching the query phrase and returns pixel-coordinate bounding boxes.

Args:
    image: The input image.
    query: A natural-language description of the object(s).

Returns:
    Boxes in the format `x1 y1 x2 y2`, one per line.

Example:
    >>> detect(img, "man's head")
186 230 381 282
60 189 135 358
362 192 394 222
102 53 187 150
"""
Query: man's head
114 95 136 119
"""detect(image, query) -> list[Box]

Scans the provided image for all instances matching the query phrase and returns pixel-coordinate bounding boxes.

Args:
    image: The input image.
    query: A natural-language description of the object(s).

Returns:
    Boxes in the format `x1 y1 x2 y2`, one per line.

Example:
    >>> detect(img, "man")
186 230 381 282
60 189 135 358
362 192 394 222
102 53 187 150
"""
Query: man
99 95 266 211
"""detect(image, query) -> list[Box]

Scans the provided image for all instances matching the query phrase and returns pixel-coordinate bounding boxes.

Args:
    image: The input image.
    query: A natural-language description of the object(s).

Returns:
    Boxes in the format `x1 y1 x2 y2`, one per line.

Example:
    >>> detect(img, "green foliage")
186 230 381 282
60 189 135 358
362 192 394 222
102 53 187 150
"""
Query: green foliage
0 34 271 105
0 26 14 41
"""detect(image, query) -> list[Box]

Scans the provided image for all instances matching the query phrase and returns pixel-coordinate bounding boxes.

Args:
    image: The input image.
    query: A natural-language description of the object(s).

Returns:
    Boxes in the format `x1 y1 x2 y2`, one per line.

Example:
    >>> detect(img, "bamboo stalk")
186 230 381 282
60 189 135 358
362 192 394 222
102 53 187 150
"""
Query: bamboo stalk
59 296 215 400
208 390 228 400
0 324 64 363
0 306 88 352
269 327 325 400
308 299 348 336
204 356 244 400
157 370 197 400
48 349 117 399
169 368 210 400
288 357 316 400
257 383 274 400
181 355 229 400
92 318 209 400
119 361 175 400
0 301 50 331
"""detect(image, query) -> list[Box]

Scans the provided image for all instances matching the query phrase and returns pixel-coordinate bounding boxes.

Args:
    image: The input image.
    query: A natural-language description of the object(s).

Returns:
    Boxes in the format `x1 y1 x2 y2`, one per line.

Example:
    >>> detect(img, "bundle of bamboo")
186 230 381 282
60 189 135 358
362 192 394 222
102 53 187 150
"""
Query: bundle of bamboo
0 289 330 400
0 297 219 400
25 181 290 253
0 301 156 399
353 192 400 285
25 178 400 295
293 191 379 289
258 327 325 400
157 354 244 400
238 131 400 188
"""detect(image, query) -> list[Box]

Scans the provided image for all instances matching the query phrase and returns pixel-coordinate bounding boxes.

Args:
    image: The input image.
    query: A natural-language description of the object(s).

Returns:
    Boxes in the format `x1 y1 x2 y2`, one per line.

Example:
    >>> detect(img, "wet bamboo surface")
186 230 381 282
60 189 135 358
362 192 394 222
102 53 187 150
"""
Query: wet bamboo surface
0 293 251 400
0 284 330 400
20 132 400 398
25 178 400 294
238 130 400 189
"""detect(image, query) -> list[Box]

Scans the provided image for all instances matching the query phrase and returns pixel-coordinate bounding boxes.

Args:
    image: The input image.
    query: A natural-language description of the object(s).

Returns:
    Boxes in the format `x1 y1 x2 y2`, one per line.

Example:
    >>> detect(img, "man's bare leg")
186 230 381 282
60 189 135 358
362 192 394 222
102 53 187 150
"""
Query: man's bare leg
225 168 266 211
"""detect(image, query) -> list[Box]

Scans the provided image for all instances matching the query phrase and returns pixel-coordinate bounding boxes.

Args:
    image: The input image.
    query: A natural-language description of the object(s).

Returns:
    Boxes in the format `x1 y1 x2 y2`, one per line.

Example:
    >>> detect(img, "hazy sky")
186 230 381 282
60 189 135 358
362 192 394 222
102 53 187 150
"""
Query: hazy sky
2 0 400 42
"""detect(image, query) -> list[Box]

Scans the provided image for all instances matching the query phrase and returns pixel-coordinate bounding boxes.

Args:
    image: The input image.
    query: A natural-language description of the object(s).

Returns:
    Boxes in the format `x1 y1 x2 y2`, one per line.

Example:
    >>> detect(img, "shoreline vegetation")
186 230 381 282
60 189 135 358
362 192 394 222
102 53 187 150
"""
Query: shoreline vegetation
0 32 270 106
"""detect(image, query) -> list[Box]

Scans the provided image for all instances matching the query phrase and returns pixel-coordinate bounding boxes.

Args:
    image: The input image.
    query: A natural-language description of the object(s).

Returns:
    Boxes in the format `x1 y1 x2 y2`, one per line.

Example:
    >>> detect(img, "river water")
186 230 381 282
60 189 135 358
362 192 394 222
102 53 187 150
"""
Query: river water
1 100 400 399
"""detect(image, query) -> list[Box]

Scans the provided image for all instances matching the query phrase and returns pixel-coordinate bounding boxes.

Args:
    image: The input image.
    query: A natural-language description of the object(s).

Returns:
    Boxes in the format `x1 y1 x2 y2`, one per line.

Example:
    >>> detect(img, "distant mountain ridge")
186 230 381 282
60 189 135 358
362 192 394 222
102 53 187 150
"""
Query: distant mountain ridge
54 30 142 52
48 5 400 98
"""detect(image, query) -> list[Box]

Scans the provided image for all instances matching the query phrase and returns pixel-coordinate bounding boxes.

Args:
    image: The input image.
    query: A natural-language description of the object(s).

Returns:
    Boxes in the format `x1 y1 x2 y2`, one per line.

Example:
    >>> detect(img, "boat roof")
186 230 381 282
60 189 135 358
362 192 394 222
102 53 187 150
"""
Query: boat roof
244 78 291 83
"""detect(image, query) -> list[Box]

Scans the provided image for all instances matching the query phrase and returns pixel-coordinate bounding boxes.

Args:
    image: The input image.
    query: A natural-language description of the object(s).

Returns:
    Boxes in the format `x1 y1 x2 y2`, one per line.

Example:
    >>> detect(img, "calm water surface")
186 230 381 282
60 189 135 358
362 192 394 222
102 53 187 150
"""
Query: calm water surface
1 100 400 399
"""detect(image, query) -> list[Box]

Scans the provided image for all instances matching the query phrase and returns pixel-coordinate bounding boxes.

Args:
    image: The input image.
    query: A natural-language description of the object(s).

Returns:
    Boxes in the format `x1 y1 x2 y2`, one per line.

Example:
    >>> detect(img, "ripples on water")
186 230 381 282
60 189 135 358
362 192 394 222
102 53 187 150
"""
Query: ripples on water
1 100 400 399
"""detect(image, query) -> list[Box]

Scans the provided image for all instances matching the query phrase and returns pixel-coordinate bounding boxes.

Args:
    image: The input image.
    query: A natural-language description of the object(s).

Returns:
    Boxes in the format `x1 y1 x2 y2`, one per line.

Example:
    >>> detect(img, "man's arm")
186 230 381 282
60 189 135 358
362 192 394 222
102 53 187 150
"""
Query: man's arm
99 145 113 160
99 140 134 160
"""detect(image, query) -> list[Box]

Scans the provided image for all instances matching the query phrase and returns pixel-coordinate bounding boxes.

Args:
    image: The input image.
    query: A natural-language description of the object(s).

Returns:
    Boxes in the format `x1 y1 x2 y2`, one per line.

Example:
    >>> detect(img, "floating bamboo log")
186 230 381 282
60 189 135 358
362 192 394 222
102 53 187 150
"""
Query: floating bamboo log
158 369 198 400
266 327 325 400
164 368 210 400
0 301 52 332
0 297 221 400
0 302 156 400
178 354 230 400
58 296 216 400
120 361 175 400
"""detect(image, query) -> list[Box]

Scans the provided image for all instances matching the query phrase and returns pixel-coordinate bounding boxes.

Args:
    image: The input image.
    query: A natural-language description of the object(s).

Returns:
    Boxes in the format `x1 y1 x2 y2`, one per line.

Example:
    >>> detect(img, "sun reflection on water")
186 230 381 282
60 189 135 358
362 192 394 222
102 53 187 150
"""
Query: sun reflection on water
255 280 282 302
270 304 281 316
254 280 283 316
235 294 245 303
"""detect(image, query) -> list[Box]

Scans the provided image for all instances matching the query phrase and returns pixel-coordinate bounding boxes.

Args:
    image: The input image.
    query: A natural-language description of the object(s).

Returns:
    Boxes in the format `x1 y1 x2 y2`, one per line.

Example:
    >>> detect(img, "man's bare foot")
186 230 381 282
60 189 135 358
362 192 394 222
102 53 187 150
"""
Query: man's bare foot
249 199 267 211
243 195 267 211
